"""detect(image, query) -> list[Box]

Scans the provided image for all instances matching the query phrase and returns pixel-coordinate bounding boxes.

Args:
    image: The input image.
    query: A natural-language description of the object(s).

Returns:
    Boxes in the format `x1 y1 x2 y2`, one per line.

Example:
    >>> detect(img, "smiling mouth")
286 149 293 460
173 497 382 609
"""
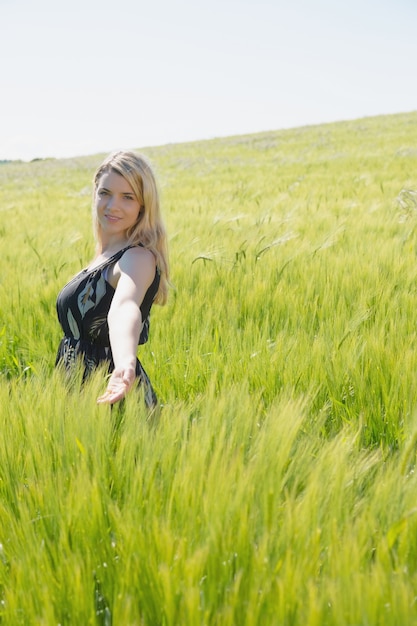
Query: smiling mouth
105 215 120 221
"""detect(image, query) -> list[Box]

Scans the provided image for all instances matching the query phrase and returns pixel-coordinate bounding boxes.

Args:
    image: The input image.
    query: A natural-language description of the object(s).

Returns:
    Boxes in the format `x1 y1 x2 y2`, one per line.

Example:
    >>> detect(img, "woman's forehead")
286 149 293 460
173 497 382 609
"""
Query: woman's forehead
97 169 135 193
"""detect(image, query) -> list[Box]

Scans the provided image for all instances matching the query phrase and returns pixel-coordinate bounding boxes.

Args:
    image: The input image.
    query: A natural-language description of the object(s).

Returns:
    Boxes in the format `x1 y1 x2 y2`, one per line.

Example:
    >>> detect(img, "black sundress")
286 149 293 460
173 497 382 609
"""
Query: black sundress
55 245 160 408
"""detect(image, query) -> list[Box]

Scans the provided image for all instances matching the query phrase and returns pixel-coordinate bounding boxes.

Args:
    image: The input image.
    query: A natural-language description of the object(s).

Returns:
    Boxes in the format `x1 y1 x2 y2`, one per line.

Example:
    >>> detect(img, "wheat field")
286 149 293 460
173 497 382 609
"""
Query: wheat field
1 111 417 624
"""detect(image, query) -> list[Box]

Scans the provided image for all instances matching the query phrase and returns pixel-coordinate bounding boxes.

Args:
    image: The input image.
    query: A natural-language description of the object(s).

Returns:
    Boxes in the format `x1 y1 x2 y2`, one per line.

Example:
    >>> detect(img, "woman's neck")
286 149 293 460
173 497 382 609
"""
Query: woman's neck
96 236 130 257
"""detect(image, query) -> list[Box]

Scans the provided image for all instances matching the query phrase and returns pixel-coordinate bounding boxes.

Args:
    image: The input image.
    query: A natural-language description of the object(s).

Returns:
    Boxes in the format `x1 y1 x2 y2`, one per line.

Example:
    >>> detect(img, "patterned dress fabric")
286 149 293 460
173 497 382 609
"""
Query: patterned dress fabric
55 245 160 408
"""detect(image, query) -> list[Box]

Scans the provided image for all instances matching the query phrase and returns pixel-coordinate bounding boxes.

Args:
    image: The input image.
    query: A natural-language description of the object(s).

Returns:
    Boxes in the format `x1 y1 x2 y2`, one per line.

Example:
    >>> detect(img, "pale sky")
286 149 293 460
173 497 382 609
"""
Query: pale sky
1 0 416 161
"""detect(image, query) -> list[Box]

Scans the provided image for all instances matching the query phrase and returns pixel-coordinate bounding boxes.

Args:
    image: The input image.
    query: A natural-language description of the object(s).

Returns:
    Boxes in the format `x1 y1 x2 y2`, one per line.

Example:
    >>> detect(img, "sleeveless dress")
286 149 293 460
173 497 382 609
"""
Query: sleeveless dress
55 245 160 408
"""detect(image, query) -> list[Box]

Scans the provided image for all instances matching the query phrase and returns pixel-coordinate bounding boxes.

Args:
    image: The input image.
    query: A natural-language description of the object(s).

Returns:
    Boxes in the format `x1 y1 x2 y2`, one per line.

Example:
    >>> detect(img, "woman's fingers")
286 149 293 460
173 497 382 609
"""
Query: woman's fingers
97 384 126 404
97 390 121 404
97 368 136 404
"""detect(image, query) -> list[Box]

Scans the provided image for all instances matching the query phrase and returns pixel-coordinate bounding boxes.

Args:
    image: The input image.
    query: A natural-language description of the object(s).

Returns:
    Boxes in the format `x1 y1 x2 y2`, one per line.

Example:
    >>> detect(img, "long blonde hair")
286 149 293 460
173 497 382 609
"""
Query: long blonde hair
93 151 169 305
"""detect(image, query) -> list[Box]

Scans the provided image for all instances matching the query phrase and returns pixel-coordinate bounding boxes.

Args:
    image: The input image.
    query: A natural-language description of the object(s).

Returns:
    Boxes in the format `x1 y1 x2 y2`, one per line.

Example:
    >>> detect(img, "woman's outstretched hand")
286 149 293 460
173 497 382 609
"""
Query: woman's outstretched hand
97 366 136 404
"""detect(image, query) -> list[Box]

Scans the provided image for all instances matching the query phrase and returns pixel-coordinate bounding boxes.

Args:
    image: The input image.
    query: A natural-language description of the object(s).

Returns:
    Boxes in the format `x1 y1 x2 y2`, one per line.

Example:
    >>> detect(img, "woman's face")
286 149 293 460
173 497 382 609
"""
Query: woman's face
95 169 141 240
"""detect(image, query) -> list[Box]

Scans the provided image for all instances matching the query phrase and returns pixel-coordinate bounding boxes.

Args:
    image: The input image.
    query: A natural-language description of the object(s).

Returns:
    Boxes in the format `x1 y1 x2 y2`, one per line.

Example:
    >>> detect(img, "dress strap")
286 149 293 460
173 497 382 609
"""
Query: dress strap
105 243 143 265
86 245 141 274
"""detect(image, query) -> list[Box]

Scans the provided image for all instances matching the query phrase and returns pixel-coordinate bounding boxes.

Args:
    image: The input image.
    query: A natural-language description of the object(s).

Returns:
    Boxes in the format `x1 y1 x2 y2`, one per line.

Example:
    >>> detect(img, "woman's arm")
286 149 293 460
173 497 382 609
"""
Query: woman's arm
97 247 156 404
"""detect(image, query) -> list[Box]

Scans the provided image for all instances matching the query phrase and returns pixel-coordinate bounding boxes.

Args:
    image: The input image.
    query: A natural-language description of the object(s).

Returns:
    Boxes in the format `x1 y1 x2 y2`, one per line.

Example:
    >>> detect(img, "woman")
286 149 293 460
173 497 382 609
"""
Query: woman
55 151 169 408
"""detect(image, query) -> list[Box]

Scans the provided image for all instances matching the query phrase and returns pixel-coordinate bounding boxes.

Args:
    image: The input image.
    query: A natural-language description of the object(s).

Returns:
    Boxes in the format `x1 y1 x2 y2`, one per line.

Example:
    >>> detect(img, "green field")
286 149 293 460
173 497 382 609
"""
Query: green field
1 111 417 624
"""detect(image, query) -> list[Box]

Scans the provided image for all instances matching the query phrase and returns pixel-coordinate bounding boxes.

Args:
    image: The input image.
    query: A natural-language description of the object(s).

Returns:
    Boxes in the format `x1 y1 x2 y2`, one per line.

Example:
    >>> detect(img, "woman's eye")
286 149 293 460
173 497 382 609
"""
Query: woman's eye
124 195 135 201
98 190 108 196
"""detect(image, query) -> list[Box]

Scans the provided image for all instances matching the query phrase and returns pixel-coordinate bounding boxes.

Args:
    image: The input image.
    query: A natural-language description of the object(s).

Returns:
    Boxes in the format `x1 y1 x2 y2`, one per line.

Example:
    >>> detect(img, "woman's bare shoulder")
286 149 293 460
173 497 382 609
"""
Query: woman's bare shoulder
115 246 156 281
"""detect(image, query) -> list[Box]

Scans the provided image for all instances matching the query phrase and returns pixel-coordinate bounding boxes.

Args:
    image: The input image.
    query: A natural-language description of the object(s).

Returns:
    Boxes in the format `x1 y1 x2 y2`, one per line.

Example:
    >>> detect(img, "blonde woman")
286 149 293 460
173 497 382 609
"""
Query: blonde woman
56 151 169 407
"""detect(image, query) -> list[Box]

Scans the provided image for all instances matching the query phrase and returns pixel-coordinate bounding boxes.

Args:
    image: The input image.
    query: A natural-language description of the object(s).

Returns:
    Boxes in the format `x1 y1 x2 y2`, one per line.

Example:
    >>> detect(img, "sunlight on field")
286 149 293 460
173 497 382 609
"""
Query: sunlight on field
1 112 417 624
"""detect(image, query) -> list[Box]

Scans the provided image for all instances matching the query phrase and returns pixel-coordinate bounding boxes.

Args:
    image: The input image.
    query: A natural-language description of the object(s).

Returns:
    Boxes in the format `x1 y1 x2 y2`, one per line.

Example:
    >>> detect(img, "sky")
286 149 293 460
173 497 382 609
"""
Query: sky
1 0 416 161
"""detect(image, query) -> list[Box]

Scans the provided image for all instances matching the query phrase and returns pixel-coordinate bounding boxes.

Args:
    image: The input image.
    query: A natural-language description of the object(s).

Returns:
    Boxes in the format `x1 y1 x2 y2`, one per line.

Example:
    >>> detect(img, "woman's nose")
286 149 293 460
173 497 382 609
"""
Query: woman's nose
107 196 119 210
